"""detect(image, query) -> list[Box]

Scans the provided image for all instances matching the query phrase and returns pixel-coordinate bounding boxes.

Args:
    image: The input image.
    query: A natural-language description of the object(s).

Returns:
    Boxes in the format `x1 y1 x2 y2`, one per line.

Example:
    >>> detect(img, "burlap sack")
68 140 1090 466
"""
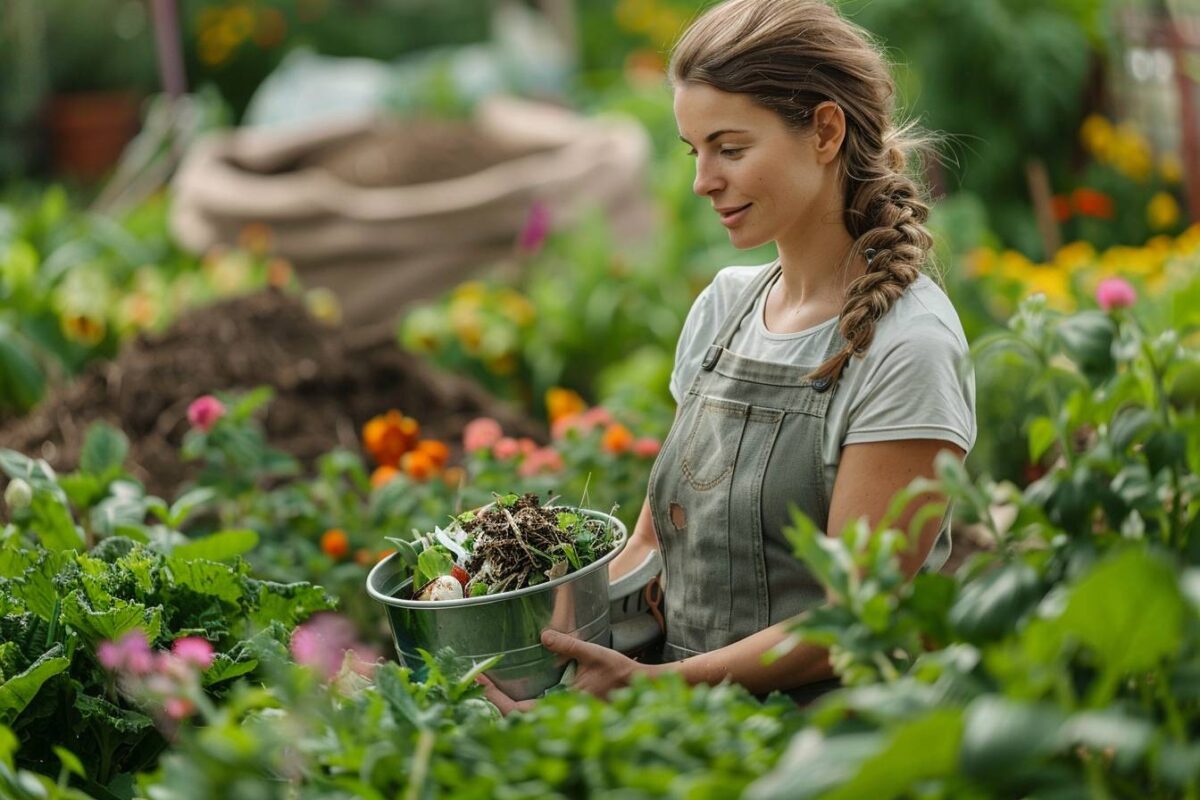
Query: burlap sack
170 96 653 332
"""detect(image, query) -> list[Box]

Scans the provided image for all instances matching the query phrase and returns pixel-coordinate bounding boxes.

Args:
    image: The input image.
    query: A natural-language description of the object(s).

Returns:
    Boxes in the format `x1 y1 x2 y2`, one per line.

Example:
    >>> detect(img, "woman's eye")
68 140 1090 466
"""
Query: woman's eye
720 148 745 158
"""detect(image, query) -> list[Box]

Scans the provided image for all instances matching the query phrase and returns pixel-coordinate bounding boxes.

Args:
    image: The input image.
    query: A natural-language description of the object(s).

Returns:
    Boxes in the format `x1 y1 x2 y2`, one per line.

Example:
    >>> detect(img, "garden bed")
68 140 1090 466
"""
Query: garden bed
0 289 544 499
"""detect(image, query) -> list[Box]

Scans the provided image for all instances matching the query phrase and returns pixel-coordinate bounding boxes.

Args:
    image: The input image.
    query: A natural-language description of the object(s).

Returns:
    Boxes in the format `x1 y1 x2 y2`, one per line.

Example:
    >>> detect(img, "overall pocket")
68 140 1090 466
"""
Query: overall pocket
680 397 749 492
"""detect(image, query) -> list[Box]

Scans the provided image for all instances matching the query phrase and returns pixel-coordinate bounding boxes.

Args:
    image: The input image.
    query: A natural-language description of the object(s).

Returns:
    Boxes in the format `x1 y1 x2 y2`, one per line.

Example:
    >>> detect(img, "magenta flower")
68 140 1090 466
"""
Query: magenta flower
1096 277 1137 311
517 201 551 255
187 395 226 433
463 417 503 453
632 437 661 458
171 637 215 670
97 630 155 676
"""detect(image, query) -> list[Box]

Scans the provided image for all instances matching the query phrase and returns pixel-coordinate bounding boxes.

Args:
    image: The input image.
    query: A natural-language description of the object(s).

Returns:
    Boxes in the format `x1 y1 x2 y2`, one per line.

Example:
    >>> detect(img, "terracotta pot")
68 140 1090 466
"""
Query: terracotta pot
46 92 141 180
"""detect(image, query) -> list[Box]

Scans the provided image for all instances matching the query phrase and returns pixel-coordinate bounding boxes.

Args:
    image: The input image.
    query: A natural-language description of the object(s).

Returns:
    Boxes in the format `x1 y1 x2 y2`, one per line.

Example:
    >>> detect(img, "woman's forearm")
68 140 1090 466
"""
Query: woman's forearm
608 498 658 581
654 616 834 695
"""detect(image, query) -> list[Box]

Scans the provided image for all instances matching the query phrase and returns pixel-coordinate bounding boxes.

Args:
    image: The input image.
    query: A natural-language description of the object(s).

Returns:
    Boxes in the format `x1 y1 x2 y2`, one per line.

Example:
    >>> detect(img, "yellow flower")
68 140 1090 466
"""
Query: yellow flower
1080 114 1114 158
61 314 106 346
452 281 487 304
1147 191 1181 231
497 288 536 327
965 247 997 277
1025 267 1073 311
997 250 1036 282
1160 154 1184 184
1052 241 1096 272
1175 223 1200 255
545 387 587 423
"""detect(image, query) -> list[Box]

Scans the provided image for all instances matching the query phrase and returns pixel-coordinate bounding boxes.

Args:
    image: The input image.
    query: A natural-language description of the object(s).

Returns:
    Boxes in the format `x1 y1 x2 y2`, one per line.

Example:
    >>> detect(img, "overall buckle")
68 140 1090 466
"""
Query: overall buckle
701 344 722 371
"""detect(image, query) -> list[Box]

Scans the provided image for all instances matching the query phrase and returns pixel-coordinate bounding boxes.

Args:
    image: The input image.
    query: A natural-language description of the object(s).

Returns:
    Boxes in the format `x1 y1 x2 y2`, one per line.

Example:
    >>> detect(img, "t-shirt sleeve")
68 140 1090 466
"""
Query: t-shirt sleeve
669 285 716 405
843 316 976 452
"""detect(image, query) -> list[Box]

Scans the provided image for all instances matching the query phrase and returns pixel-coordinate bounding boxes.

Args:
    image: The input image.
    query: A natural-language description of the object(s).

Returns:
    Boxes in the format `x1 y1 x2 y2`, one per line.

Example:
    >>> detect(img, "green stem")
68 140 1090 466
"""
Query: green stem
1141 339 1184 549
405 728 436 800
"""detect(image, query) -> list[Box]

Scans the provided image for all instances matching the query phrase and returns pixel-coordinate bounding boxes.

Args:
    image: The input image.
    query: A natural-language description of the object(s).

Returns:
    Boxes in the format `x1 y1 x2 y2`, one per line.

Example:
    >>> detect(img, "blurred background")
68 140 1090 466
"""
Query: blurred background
2 0 1200 494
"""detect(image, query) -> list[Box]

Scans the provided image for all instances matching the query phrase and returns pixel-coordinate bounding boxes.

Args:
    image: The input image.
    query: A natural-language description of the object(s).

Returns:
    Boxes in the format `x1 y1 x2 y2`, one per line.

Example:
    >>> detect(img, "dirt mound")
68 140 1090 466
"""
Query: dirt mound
0 290 543 499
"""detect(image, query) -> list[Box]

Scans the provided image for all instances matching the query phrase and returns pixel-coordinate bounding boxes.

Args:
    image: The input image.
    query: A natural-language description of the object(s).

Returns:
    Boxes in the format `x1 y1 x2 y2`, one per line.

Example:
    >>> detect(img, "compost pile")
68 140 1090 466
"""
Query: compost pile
461 494 616 595
0 290 542 499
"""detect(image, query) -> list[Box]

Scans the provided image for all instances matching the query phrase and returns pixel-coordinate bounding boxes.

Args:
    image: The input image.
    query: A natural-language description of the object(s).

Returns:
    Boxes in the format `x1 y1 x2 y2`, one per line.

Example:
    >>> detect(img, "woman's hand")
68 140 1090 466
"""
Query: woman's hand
476 629 660 716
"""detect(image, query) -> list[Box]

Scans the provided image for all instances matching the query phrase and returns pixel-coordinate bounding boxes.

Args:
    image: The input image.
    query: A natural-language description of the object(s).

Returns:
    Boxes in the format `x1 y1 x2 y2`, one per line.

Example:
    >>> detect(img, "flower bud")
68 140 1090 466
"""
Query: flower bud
4 478 32 511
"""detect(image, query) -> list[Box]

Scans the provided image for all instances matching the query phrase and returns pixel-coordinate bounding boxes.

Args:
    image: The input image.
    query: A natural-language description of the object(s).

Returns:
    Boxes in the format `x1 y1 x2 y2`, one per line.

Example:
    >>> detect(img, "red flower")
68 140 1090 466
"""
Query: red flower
1071 188 1114 220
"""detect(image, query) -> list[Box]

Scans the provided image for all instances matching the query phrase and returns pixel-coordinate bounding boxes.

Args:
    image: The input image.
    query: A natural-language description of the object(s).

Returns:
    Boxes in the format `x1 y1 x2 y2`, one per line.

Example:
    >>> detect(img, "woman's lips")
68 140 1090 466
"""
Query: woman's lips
718 203 751 228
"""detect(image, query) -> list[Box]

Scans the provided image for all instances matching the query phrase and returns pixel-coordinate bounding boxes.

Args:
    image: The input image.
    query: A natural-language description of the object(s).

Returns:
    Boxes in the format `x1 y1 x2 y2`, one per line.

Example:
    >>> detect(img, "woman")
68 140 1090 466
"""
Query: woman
480 0 976 711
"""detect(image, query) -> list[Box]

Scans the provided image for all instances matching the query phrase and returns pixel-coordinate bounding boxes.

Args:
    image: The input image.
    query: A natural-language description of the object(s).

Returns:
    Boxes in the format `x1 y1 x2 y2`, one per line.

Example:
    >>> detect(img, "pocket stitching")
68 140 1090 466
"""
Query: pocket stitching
681 399 746 491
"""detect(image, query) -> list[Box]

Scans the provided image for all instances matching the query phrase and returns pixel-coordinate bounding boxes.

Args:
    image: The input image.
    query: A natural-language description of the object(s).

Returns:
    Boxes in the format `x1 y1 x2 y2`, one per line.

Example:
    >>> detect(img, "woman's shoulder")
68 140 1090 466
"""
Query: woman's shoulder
687 262 774 325
873 272 968 352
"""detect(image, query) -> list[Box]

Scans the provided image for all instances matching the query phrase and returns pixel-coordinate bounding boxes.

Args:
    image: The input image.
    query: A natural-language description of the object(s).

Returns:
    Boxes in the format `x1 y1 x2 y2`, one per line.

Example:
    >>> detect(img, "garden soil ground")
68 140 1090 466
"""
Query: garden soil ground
0 290 544 499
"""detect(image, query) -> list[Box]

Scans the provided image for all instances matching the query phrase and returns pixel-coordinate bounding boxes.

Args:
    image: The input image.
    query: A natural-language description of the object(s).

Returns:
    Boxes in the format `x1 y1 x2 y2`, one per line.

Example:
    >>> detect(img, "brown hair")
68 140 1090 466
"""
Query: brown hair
669 0 935 387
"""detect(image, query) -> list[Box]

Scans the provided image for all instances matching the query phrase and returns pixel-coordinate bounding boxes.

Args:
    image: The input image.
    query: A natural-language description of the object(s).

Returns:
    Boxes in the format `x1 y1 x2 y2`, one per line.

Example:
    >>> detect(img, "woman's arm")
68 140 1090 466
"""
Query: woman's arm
608 498 658 581
663 437 966 694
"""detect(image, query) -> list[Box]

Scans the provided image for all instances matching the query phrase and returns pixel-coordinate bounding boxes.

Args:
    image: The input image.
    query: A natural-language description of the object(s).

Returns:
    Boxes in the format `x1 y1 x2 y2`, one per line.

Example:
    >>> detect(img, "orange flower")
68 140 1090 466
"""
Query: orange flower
545 387 587 424
441 465 467 489
266 257 293 288
362 411 420 467
370 465 398 489
1071 188 1114 220
601 423 634 454
320 529 350 560
401 450 437 481
415 439 450 469
354 548 374 566
377 548 396 562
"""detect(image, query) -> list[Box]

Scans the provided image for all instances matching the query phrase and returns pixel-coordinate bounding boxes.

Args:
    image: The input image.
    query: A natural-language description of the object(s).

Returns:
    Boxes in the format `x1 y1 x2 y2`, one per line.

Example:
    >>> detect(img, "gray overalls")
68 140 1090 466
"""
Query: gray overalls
648 261 843 702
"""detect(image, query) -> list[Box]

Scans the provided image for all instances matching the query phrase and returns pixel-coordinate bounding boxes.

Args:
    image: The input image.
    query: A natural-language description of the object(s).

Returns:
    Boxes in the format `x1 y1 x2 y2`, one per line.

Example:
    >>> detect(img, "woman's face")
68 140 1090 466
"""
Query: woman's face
674 82 840 250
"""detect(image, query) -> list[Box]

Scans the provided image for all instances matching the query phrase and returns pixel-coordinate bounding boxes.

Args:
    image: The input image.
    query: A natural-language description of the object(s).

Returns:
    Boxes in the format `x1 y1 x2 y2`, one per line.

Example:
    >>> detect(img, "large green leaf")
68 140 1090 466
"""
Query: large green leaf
248 581 337 629
825 709 963 800
28 492 83 551
960 697 1064 781
1055 311 1115 383
79 422 129 476
172 529 259 562
1057 548 1185 677
0 334 44 412
60 590 161 645
0 645 68 724
746 730 884 800
947 561 1041 642
165 557 245 605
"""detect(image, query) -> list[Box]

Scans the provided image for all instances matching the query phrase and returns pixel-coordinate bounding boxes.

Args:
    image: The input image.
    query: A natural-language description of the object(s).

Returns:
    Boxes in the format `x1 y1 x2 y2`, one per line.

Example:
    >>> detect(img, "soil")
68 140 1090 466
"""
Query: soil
0 290 544 500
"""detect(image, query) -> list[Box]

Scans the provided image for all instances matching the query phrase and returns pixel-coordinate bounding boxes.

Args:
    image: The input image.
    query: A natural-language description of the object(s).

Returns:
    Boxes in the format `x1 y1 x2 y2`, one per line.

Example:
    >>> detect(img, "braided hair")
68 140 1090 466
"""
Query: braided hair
669 0 936 387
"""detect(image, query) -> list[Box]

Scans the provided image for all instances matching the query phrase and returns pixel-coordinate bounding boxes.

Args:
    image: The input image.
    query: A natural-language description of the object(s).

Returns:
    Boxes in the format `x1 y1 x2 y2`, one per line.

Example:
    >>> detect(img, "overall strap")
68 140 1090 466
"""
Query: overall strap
700 261 782 372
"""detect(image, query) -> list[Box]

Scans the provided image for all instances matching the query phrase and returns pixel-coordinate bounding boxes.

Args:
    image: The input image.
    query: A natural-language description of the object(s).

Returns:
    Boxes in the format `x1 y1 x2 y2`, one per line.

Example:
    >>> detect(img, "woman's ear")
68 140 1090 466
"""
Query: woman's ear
812 101 846 164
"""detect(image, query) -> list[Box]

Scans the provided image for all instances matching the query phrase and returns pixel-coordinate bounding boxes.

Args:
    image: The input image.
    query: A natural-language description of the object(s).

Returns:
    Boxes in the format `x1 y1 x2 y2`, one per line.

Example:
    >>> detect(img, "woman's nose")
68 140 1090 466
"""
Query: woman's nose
693 158 724 197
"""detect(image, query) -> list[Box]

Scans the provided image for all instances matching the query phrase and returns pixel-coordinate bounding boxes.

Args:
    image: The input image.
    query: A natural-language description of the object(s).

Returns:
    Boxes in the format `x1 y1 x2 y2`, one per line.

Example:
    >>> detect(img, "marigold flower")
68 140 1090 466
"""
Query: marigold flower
633 437 662 458
1096 277 1137 311
363 411 420 467
493 437 521 460
415 439 450 468
545 387 587 424
370 465 399 488
354 548 374 566
1071 188 1114 220
441 465 467 489
602 423 634 454
401 450 437 481
321 529 350 560
463 418 503 453
1147 191 1181 231
187 395 226 433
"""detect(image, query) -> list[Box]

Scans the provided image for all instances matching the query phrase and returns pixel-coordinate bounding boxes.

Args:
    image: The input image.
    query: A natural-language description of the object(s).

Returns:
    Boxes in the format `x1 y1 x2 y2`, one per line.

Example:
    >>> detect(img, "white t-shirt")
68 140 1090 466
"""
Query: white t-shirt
670 264 977 502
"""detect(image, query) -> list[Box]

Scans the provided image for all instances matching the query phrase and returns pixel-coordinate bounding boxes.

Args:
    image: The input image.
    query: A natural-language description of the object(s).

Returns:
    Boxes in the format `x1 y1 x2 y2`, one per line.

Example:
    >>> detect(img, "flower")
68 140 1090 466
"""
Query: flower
1147 192 1181 231
1096 277 1137 311
162 696 196 721
552 406 615 440
517 201 551 255
370 465 399 489
363 411 420 467
602 423 634 454
632 437 662 458
401 450 437 481
441 465 467 489
463 418 503 453
1050 194 1072 224
290 613 379 681
4 478 32 511
518 447 565 477
1071 188 1114 220
187 395 226 433
493 437 521 460
415 440 450 469
545 387 587 424
237 222 272 255
321 529 350 560
171 637 215 670
97 630 155 676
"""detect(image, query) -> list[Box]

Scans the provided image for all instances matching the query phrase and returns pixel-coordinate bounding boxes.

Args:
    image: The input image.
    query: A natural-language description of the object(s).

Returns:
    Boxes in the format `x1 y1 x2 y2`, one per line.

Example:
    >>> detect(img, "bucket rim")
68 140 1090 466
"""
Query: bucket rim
366 507 627 609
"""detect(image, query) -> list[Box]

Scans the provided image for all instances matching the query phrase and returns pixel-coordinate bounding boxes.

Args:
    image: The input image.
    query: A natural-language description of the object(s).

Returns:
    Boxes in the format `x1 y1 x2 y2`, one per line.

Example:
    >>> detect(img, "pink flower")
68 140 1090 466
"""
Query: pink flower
1096 277 1137 311
463 417 503 453
97 630 155 676
632 437 661 458
187 395 226 433
171 637 215 670
517 201 551 255
493 437 521 460
163 696 196 721
518 447 565 477
290 613 380 682
551 406 614 440
517 437 538 456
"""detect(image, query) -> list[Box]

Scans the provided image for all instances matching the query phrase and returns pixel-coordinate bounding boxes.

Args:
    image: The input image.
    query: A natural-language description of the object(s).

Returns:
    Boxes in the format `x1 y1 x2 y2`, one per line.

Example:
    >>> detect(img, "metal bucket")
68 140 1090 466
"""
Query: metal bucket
366 510 627 700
